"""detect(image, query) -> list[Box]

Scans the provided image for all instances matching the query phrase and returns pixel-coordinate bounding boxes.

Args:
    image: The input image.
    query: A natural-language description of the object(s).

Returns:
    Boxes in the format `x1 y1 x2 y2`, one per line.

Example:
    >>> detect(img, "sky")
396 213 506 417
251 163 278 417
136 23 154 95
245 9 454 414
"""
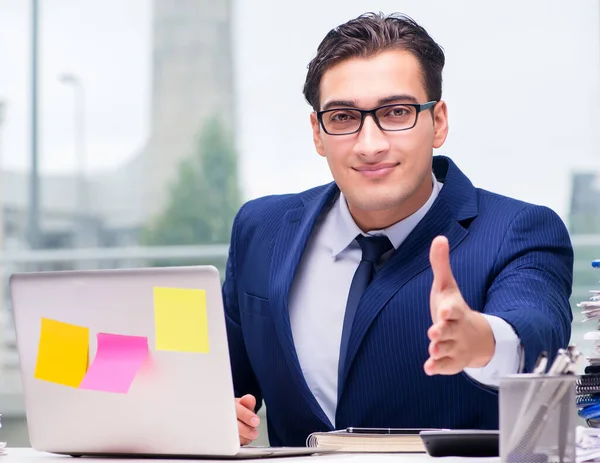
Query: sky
0 0 599 220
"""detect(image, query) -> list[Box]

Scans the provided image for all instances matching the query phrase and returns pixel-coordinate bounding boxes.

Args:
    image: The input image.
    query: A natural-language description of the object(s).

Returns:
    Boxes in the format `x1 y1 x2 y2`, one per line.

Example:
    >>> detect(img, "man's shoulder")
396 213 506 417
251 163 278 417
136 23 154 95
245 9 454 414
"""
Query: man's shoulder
439 155 565 225
475 187 567 229
235 183 335 226
476 187 531 210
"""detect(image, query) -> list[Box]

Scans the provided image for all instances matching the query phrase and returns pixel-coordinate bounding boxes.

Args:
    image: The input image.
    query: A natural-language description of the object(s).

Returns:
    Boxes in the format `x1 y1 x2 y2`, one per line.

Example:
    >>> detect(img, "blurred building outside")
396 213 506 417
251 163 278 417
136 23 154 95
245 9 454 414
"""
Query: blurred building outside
0 0 249 446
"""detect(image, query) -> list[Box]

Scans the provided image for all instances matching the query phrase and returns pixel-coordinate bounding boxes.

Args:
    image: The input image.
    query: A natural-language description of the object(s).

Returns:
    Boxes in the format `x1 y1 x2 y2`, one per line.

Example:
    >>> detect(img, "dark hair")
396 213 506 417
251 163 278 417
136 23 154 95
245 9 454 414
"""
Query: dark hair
303 12 445 111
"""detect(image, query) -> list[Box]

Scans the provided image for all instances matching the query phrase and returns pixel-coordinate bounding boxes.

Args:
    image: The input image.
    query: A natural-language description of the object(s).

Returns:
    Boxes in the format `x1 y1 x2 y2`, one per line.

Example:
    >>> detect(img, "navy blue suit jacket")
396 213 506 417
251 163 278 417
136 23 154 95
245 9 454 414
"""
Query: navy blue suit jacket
222 156 573 447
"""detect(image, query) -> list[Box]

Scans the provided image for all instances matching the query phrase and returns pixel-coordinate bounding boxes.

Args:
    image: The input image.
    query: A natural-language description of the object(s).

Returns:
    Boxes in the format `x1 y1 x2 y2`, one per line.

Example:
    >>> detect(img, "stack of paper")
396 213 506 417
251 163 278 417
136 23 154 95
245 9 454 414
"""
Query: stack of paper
577 426 600 462
583 310 600 366
577 261 600 426
0 413 6 455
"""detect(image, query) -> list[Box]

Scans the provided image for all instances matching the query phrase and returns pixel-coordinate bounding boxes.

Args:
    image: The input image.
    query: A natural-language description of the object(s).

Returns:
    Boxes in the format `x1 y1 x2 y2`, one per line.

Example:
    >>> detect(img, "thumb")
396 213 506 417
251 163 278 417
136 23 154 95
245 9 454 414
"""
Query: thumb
430 235 457 293
239 394 256 412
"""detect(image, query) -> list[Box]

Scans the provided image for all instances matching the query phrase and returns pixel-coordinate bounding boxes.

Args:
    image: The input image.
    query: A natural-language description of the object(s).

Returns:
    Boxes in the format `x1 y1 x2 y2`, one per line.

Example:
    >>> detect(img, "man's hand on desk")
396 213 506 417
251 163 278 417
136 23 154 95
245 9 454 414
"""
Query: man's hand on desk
236 394 261 445
424 236 496 376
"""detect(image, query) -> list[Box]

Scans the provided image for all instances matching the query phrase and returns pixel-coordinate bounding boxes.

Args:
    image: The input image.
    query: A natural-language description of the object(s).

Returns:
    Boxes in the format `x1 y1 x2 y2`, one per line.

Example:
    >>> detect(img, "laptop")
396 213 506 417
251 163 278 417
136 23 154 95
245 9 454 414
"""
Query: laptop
9 266 326 459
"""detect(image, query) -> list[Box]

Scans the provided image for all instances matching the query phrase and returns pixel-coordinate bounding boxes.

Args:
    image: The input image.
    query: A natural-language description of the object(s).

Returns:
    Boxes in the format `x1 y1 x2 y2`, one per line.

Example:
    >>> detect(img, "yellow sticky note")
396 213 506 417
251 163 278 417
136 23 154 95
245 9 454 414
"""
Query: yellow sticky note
154 287 209 353
34 318 89 387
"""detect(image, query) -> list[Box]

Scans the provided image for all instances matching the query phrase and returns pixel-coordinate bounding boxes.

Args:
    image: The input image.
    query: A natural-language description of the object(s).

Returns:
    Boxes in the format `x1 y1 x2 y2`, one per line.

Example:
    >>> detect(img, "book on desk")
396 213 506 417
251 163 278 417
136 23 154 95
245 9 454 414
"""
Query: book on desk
306 428 427 453
306 427 501 458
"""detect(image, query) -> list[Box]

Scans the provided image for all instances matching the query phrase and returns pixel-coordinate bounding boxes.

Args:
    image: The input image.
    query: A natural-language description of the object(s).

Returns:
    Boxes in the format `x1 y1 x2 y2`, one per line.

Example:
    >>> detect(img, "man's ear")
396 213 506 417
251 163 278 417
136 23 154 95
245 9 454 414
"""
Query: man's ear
310 112 325 157
432 101 449 149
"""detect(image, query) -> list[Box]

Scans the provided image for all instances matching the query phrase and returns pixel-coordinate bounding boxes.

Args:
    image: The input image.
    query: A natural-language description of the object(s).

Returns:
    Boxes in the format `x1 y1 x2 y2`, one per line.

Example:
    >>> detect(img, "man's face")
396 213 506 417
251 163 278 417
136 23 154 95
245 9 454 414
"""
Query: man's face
310 49 448 223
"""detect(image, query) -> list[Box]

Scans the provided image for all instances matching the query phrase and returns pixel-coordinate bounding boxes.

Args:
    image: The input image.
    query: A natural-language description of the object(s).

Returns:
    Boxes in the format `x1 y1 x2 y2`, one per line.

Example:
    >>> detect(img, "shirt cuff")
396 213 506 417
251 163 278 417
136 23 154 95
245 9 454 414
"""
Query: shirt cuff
463 314 522 387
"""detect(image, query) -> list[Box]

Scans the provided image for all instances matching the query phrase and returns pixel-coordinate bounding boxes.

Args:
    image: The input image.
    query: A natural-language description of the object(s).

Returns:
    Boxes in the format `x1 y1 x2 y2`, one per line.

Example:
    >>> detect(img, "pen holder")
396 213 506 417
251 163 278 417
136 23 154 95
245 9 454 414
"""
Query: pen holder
499 374 577 463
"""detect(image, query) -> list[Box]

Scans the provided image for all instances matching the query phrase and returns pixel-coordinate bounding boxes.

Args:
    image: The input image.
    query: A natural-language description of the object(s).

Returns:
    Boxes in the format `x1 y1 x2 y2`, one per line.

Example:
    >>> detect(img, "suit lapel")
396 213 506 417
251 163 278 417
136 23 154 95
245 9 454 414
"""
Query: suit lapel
339 156 479 392
339 196 469 389
269 183 338 428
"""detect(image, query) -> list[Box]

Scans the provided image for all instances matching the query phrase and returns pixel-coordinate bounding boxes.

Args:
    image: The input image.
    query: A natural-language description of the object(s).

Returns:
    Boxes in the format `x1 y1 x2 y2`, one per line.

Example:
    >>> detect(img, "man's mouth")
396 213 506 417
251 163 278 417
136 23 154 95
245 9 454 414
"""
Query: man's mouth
353 162 399 178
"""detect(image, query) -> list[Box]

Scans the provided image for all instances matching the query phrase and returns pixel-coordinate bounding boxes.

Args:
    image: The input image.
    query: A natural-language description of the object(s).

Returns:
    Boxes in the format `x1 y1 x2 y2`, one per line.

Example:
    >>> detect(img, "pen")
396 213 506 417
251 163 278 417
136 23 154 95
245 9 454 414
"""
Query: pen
547 349 568 375
533 352 548 375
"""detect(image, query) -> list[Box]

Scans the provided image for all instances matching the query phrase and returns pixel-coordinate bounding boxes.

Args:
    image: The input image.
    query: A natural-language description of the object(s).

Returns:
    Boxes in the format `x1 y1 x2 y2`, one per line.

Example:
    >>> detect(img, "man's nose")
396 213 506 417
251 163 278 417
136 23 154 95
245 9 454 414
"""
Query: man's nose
353 115 390 158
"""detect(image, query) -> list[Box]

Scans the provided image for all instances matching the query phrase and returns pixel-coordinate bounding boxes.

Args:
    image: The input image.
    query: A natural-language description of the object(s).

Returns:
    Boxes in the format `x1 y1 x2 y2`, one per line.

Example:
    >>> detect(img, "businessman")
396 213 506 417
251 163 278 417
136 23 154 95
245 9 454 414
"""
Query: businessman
223 12 574 447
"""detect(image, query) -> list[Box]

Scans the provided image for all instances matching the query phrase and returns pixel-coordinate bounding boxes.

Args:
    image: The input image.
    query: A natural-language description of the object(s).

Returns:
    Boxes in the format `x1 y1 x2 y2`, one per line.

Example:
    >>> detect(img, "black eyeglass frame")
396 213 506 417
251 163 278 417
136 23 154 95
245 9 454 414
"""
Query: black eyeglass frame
316 100 438 136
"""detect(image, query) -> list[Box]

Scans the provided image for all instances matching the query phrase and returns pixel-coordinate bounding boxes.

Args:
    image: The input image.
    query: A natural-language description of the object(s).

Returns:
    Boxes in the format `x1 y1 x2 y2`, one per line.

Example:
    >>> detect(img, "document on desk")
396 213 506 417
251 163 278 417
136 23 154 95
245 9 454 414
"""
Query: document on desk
306 428 427 453
0 414 6 455
577 425 600 462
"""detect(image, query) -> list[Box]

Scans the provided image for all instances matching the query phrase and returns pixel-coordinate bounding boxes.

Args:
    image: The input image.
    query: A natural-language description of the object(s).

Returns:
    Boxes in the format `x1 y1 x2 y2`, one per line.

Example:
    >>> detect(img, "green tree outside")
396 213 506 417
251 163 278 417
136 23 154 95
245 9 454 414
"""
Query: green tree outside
141 116 242 270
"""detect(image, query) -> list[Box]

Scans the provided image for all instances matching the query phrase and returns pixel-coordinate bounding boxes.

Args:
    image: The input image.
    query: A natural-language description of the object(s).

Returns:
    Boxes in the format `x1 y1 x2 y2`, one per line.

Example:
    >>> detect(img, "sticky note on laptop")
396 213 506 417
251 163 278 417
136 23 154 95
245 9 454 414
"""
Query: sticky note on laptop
79 333 148 394
34 318 89 387
153 287 209 353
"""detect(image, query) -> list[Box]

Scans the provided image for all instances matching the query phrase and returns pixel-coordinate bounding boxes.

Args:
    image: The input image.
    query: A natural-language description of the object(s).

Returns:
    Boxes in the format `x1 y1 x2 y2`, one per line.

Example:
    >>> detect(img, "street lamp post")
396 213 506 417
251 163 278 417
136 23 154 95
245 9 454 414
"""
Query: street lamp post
58 73 87 250
28 0 40 250
0 100 6 364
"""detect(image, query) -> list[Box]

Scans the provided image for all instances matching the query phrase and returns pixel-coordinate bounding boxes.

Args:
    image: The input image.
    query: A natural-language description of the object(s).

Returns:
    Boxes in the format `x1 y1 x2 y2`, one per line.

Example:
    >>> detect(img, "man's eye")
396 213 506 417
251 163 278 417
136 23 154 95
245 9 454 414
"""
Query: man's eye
387 108 408 117
331 112 356 122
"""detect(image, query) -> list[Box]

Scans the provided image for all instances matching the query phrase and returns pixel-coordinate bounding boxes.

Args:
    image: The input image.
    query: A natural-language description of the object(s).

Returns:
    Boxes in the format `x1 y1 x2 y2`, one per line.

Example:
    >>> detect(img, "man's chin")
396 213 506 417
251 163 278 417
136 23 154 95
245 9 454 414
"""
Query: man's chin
345 191 409 212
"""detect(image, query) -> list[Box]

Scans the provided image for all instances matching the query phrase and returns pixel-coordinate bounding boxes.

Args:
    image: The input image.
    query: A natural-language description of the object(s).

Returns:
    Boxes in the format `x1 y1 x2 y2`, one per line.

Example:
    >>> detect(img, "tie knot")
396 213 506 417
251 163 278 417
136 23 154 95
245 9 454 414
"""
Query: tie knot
356 234 393 263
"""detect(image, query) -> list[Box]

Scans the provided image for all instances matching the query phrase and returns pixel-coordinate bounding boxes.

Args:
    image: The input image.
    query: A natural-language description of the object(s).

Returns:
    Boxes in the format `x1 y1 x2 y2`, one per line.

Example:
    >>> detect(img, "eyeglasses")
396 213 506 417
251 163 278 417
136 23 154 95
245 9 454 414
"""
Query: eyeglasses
316 101 437 136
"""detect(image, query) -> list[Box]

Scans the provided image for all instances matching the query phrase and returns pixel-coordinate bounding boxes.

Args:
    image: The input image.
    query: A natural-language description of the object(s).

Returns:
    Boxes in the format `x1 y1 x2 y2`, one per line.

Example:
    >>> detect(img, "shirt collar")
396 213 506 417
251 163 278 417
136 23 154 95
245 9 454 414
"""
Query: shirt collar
329 171 443 258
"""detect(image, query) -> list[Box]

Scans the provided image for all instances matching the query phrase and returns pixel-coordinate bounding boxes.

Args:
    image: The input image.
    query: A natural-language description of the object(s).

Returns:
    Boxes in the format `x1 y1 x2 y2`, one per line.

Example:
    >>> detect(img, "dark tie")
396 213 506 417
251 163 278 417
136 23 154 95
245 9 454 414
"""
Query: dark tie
338 234 394 388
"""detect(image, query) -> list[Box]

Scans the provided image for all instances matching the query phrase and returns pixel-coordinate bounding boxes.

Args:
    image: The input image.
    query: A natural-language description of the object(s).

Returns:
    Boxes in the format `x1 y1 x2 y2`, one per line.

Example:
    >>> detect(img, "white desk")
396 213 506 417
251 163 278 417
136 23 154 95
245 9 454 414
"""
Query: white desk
1 448 500 462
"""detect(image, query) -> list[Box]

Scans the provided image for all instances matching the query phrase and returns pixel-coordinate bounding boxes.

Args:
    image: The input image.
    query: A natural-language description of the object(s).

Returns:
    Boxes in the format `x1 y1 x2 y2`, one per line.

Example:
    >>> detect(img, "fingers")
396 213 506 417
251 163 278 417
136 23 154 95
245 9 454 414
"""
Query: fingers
437 301 465 322
425 304 493 376
238 421 258 446
235 394 260 445
424 356 462 376
431 298 460 325
425 321 463 376
239 434 253 446
429 236 457 293
428 339 456 360
429 236 464 326
239 393 256 412
428 319 458 342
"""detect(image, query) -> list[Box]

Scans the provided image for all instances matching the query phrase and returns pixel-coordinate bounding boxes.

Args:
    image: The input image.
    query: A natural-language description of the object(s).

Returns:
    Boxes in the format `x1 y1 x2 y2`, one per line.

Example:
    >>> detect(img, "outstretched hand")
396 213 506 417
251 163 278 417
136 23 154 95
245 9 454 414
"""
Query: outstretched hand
424 236 495 375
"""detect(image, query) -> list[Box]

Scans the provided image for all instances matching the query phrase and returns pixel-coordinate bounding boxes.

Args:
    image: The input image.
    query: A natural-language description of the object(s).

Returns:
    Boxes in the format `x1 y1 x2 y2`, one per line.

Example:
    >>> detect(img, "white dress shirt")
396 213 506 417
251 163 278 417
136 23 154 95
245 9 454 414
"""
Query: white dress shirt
288 173 522 427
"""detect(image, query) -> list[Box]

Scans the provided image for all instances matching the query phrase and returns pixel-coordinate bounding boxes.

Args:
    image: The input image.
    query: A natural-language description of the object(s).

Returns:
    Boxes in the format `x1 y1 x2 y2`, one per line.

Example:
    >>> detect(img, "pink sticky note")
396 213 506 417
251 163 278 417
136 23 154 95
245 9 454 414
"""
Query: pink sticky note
79 333 148 394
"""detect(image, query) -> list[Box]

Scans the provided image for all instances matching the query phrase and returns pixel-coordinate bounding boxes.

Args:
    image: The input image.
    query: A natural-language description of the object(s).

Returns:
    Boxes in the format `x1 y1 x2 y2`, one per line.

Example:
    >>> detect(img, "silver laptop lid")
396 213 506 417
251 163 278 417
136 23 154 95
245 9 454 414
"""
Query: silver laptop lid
10 265 240 456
